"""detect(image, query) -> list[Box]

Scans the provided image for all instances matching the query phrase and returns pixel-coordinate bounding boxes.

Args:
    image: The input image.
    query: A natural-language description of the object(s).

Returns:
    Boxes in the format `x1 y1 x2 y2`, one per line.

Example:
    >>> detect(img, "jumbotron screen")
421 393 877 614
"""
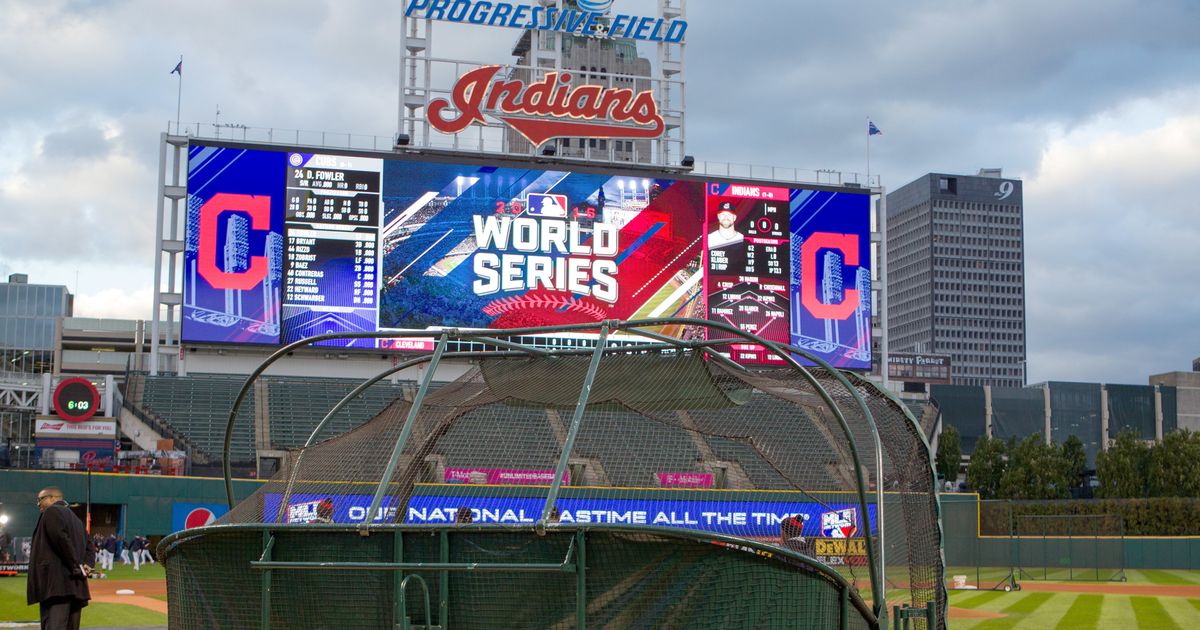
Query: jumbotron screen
182 141 872 368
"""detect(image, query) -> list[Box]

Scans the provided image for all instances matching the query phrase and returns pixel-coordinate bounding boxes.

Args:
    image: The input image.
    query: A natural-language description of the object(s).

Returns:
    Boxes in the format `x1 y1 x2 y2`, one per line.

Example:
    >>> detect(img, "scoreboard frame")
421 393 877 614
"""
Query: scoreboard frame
167 137 877 370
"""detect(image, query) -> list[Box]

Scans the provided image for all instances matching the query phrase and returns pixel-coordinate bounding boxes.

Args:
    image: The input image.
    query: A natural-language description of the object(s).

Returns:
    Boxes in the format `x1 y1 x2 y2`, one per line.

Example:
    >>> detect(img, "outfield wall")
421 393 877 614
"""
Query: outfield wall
941 493 1200 570
0 469 264 539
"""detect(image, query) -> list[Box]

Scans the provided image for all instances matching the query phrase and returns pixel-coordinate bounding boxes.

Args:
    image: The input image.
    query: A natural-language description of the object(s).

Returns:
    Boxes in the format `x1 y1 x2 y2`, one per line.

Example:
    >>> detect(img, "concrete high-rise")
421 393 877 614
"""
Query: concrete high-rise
886 169 1026 387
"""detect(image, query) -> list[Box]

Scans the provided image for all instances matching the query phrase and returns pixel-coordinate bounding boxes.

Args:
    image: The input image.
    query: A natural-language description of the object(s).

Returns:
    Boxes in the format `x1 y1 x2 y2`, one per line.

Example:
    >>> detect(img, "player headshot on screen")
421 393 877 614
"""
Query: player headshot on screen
708 203 744 249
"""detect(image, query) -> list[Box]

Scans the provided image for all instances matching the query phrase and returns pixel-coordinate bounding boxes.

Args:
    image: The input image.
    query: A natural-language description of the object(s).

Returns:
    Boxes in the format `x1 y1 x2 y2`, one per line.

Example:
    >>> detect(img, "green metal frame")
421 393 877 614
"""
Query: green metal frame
218 317 903 624
892 602 937 630
159 521 877 630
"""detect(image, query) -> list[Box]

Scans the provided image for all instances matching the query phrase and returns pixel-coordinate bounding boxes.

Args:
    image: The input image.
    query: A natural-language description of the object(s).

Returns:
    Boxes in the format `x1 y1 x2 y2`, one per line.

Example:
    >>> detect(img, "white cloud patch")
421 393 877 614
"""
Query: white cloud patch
73 285 155 320
1024 93 1200 383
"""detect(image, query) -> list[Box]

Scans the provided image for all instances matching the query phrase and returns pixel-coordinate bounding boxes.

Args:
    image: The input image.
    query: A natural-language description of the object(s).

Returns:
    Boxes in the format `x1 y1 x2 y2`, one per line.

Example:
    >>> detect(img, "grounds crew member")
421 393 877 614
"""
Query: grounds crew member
28 486 90 630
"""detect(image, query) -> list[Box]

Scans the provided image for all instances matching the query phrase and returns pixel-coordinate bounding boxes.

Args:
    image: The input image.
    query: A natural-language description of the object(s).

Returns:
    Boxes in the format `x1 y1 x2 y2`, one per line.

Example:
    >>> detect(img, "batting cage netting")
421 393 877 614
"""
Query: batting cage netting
160 319 945 629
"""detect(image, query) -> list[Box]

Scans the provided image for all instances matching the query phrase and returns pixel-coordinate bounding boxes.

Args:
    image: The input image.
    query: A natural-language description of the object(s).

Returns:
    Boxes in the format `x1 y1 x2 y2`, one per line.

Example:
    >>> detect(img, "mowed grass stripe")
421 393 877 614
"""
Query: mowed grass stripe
1160 596 1200 627
952 590 1009 610
1052 594 1103 630
966 592 1055 629
1131 596 1182 630
1098 596 1138 629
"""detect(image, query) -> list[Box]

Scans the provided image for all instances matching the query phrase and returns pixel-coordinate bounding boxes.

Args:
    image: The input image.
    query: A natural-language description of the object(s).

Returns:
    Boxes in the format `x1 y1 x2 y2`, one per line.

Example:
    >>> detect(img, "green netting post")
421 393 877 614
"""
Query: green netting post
541 323 609 525
926 598 937 629
397 575 432 630
260 530 275 630
439 530 449 628
576 529 587 629
364 334 449 527
394 529 404 627
840 585 849 630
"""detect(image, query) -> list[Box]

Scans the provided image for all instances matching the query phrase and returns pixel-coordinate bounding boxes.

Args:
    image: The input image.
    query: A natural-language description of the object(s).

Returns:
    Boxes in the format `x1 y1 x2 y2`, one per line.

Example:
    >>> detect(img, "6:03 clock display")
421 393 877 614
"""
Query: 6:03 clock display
53 377 100 422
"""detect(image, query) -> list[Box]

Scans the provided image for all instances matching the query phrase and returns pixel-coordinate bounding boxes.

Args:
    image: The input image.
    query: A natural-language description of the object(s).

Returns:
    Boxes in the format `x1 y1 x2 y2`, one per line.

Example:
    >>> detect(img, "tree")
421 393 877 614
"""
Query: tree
1147 429 1200 498
966 436 1007 500
936 425 962 485
1095 428 1150 498
999 434 1071 500
1061 434 1088 491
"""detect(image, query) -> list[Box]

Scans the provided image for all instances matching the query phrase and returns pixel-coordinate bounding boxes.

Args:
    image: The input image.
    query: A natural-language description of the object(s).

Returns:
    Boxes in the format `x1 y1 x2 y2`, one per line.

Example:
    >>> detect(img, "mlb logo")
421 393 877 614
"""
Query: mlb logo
287 500 321 524
821 507 859 538
526 193 569 218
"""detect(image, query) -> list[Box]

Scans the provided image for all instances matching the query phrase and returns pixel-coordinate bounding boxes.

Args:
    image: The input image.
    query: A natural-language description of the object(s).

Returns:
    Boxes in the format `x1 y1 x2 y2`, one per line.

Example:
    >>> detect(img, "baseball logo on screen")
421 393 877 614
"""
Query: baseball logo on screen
184 508 217 529
820 507 859 538
526 193 569 218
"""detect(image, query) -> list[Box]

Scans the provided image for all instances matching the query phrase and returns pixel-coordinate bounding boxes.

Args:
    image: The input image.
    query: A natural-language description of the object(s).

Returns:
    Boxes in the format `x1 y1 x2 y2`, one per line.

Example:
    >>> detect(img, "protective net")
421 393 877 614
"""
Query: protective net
162 324 944 629
1014 513 1126 582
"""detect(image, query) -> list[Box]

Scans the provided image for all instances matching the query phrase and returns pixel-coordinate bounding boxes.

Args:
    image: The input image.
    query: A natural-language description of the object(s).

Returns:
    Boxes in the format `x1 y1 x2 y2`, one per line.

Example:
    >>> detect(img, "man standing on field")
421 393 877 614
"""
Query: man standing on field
27 487 90 630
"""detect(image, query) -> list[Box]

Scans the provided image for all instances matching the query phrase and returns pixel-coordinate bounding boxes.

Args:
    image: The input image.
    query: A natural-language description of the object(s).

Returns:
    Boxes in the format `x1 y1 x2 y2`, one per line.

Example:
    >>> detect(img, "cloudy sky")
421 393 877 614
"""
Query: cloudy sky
1 0 1197 385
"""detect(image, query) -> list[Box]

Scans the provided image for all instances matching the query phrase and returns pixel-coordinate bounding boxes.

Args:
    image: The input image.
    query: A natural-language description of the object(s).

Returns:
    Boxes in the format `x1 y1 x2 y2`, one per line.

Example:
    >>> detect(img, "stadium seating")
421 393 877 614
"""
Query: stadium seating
264 376 410 449
572 408 706 488
127 373 410 465
132 373 256 463
433 404 560 472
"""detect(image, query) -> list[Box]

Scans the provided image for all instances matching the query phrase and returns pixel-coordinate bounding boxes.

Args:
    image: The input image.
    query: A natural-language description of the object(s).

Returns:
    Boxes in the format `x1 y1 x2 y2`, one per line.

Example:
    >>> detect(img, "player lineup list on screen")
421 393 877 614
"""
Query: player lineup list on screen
282 153 383 348
182 142 872 368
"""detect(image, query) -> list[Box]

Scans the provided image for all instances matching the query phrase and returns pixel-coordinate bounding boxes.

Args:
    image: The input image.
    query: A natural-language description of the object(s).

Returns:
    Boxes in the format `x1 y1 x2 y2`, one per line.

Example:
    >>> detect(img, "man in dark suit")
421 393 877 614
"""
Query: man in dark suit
27 487 90 630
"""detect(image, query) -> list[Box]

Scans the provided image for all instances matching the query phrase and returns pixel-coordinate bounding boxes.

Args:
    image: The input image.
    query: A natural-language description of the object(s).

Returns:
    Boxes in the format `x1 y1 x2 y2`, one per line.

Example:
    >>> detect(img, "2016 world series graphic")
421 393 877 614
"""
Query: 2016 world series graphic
182 141 871 368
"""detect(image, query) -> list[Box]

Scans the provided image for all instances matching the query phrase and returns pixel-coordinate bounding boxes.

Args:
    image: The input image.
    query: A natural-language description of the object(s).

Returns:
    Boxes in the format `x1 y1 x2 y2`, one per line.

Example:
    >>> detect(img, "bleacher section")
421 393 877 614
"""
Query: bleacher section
132 373 256 464
127 373 412 465
573 409 705 487
127 370 856 493
264 377 410 449
434 405 560 472
691 396 832 490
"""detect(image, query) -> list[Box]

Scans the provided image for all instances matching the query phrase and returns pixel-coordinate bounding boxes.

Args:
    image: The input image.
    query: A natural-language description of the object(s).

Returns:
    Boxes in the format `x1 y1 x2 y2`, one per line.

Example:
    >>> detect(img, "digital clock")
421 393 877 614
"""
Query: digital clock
53 377 100 422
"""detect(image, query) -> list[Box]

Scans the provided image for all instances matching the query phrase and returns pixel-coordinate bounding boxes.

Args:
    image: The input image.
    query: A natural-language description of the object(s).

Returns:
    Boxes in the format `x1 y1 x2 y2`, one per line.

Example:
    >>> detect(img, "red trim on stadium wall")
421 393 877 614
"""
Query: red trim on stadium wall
428 65 665 145
52 377 101 423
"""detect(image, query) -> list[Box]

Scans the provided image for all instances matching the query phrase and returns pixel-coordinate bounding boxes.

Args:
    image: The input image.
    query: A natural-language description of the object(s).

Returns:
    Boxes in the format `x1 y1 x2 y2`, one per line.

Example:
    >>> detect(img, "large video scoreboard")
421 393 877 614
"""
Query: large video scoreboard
182 141 872 368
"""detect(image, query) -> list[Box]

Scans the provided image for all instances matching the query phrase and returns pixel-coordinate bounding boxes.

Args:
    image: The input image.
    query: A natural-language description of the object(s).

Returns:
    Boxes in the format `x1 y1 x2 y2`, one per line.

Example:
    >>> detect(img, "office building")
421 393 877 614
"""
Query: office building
0 274 73 375
887 169 1026 387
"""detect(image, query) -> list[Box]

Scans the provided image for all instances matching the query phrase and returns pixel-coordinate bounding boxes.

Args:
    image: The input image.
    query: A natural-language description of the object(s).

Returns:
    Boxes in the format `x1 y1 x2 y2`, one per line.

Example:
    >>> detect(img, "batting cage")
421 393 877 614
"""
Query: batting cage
159 319 945 629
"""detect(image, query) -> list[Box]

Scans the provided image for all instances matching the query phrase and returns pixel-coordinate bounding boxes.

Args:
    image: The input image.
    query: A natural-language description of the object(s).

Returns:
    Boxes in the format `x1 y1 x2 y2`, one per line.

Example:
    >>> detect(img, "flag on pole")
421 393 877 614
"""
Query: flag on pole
171 60 182 75
868 121 882 136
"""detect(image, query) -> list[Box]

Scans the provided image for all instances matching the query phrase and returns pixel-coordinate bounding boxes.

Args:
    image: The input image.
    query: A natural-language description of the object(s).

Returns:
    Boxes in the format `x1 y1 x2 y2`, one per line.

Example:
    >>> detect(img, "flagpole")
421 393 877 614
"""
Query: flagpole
174 55 183 134
866 117 871 185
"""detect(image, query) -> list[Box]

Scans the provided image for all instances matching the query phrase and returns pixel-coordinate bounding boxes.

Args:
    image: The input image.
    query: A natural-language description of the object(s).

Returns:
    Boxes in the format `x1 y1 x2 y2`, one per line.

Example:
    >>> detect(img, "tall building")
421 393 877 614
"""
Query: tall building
0 274 73 374
887 169 1026 387
1150 358 1200 432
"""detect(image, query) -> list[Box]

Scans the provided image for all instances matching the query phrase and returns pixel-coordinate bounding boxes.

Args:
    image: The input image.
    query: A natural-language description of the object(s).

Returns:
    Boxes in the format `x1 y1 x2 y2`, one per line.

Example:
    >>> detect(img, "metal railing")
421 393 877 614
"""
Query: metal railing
167 122 880 188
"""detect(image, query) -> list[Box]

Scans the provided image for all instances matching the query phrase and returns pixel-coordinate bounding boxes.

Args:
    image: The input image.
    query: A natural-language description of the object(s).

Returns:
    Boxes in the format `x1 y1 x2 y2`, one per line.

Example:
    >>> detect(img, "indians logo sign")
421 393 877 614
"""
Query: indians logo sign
820 507 859 539
428 66 665 145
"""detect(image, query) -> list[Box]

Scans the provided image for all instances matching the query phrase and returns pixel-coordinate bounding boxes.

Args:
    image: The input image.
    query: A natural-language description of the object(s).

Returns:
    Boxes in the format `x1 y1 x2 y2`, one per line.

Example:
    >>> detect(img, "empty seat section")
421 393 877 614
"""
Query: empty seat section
139 373 256 463
265 377 409 449
692 394 834 491
573 408 704 488
433 404 560 474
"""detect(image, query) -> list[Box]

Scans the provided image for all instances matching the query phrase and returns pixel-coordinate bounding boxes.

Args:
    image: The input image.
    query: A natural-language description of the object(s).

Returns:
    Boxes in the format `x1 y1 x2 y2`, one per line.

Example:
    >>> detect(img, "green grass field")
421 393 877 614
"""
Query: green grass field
0 563 168 628
947 569 1200 629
